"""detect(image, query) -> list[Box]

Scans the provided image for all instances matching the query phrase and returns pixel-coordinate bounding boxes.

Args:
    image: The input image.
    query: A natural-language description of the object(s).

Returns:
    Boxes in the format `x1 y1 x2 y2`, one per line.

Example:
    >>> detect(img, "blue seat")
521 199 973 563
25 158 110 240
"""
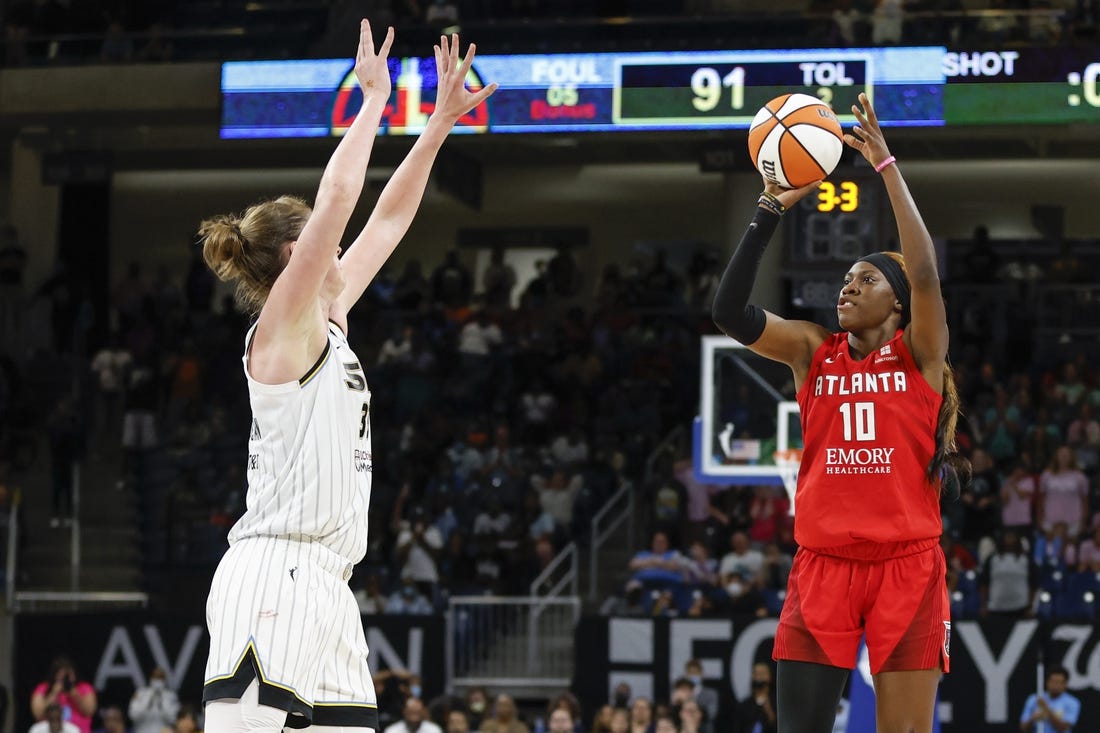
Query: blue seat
1036 590 1056 620
957 570 981 618
1039 566 1066 593
762 588 786 615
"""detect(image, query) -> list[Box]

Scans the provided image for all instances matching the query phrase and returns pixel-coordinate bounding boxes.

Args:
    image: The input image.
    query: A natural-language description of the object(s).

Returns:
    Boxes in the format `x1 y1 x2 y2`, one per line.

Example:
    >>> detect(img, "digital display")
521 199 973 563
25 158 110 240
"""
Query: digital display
220 47 944 138
220 46 1100 139
943 48 1100 125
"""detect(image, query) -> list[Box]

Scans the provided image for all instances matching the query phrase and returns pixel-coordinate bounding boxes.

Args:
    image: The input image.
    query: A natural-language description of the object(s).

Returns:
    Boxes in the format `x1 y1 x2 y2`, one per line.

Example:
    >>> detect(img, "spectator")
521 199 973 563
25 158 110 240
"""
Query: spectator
683 659 719 724
589 705 613 733
1076 524 1100 573
628 698 652 733
1020 665 1080 733
680 542 718 592
480 695 529 733
445 709 470 733
1066 402 1100 473
677 699 706 733
30 658 97 733
1033 521 1072 572
353 572 389 614
979 530 1036 618
29 704 80 733
719 532 764 584
1000 456 1038 534
100 20 134 63
960 447 1000 543
386 578 435 615
384 697 443 733
89 332 132 437
608 709 629 733
651 715 676 733
396 502 443 595
92 706 128 733
481 246 517 309
547 708 573 733
870 0 904 43
747 485 788 544
628 531 685 592
1038 446 1090 538
127 668 178 733
464 687 490 732
732 663 776 733
431 249 473 308
756 542 793 592
377 324 415 368
532 468 582 531
424 0 460 31
166 705 198 733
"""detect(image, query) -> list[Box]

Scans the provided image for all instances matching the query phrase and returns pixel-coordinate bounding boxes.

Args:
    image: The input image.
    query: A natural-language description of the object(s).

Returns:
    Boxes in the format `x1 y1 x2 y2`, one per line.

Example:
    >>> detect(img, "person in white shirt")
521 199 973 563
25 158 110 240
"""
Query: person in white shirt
383 697 442 733
29 704 80 733
128 668 178 733
719 531 764 587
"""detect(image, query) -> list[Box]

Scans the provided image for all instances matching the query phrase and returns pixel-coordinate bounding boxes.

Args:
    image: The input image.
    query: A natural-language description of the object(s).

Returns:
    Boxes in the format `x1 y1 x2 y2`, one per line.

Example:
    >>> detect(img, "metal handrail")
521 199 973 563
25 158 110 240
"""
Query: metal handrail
5 497 18 611
12 591 148 612
588 482 635 601
529 541 578 598
449 595 581 691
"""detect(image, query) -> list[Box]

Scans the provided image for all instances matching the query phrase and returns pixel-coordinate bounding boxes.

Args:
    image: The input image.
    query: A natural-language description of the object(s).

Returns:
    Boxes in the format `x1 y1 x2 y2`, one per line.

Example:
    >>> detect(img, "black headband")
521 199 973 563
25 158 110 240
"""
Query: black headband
856 252 911 326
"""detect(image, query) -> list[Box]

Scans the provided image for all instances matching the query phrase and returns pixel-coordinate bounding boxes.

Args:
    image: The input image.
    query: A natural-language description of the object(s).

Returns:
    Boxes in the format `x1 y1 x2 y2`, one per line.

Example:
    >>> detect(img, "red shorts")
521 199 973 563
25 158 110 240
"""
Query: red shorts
773 538 950 675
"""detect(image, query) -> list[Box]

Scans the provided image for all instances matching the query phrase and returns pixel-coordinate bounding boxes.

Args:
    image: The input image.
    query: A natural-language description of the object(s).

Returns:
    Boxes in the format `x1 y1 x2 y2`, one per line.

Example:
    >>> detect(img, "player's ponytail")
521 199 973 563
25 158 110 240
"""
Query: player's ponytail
929 361 971 494
197 195 311 315
878 252 970 493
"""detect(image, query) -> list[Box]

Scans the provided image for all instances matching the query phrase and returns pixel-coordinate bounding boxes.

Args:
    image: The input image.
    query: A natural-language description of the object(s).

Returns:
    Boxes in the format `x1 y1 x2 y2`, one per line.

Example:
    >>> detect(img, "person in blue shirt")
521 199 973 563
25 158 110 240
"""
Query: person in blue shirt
1020 665 1081 733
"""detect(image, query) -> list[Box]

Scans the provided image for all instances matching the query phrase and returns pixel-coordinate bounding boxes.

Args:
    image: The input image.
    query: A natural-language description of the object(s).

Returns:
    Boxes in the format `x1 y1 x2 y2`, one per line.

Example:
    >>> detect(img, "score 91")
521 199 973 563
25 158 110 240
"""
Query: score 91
691 66 745 112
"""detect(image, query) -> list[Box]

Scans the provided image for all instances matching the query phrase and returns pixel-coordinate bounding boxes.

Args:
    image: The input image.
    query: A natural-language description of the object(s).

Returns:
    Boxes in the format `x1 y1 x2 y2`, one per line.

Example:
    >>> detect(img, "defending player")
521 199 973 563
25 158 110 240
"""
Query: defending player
197 23 496 732
711 92 967 733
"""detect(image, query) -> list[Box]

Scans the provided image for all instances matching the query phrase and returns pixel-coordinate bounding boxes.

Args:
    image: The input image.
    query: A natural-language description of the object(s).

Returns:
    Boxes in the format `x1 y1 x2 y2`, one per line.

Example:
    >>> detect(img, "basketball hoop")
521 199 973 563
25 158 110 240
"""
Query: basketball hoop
774 448 803 517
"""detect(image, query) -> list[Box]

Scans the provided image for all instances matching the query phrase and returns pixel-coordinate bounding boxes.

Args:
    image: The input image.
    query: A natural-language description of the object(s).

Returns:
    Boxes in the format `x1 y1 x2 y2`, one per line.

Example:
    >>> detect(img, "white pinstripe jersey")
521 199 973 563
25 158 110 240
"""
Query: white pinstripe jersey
228 321 372 563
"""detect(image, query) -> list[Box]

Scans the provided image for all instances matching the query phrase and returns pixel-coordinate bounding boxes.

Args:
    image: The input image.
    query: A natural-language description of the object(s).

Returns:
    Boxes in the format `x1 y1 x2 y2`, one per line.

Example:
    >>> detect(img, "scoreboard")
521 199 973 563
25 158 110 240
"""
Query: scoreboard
219 45 1099 139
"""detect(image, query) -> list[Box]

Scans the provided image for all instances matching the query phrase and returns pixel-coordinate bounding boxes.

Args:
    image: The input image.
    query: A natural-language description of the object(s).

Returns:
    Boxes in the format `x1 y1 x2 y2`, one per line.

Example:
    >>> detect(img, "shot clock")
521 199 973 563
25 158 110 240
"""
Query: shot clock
783 175 885 313
943 48 1100 125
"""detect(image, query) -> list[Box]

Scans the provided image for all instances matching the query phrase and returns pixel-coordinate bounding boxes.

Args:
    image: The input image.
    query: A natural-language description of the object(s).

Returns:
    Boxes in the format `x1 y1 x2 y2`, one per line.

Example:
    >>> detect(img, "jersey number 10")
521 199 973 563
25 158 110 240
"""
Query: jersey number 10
838 401 876 441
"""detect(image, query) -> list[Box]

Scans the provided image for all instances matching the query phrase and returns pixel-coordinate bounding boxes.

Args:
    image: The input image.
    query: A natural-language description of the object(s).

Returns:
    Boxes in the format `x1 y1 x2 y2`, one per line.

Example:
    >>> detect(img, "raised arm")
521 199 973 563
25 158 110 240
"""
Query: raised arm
845 92 947 388
259 20 393 334
711 179 830 388
338 34 499 313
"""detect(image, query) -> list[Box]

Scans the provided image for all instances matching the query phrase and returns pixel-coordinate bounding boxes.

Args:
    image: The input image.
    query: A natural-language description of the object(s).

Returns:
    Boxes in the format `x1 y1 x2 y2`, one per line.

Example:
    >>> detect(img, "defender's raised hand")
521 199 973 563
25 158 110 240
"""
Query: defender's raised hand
354 20 395 103
432 33 499 124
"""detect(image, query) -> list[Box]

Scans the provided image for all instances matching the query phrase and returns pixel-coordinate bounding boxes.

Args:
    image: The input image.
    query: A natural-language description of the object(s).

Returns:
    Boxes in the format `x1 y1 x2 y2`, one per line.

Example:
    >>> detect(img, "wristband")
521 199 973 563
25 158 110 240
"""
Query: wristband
874 155 897 173
757 191 786 215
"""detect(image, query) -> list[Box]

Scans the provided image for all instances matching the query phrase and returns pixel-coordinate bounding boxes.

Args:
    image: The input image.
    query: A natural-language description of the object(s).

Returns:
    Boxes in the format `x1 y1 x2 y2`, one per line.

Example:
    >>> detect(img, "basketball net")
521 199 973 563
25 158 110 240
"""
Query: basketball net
774 448 802 517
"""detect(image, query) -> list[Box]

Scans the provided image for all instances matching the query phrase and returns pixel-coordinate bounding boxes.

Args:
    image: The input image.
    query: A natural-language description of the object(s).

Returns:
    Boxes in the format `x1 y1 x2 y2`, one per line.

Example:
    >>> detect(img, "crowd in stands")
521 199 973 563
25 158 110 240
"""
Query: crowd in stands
2 0 1096 68
0 215 718 611
605 230 1100 625
22 652 801 733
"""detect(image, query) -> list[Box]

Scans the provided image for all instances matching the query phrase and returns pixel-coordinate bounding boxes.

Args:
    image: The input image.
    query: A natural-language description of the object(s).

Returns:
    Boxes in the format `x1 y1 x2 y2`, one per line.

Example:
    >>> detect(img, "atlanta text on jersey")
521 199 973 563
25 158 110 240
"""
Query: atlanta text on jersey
813 370 908 397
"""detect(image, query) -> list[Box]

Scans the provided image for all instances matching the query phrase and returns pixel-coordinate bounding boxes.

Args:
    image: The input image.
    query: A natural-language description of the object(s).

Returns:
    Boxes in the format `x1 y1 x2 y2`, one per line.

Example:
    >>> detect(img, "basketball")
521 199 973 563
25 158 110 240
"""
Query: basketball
748 93 844 188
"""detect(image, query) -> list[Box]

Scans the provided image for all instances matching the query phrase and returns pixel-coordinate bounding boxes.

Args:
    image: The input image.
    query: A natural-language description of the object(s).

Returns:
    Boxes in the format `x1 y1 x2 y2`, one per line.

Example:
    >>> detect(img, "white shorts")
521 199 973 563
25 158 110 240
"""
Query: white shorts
202 536 378 729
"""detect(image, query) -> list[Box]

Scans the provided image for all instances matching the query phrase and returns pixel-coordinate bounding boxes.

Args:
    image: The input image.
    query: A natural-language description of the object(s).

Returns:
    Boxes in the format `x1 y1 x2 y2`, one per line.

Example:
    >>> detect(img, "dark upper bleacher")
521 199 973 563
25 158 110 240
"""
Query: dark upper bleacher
1 0 1097 68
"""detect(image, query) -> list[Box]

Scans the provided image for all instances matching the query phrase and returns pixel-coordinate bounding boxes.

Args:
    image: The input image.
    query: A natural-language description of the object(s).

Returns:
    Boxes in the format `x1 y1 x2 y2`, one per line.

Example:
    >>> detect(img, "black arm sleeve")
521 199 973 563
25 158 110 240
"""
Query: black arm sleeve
710 208 781 345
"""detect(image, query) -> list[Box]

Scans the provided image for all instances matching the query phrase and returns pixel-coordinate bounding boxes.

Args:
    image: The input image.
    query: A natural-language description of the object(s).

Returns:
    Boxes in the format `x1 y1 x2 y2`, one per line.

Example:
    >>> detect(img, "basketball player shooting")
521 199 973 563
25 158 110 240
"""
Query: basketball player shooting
195 22 496 733
711 92 968 733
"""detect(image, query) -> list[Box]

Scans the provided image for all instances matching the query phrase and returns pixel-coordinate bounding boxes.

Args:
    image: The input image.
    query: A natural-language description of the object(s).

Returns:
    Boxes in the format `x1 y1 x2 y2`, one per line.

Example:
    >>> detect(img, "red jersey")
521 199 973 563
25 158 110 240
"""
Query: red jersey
794 329 943 550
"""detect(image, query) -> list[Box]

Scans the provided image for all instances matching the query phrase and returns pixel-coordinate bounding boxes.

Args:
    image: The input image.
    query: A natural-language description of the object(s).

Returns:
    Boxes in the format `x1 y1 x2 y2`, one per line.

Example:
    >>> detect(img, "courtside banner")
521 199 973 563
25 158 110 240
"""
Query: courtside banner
13 613 445 733
573 616 1100 732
